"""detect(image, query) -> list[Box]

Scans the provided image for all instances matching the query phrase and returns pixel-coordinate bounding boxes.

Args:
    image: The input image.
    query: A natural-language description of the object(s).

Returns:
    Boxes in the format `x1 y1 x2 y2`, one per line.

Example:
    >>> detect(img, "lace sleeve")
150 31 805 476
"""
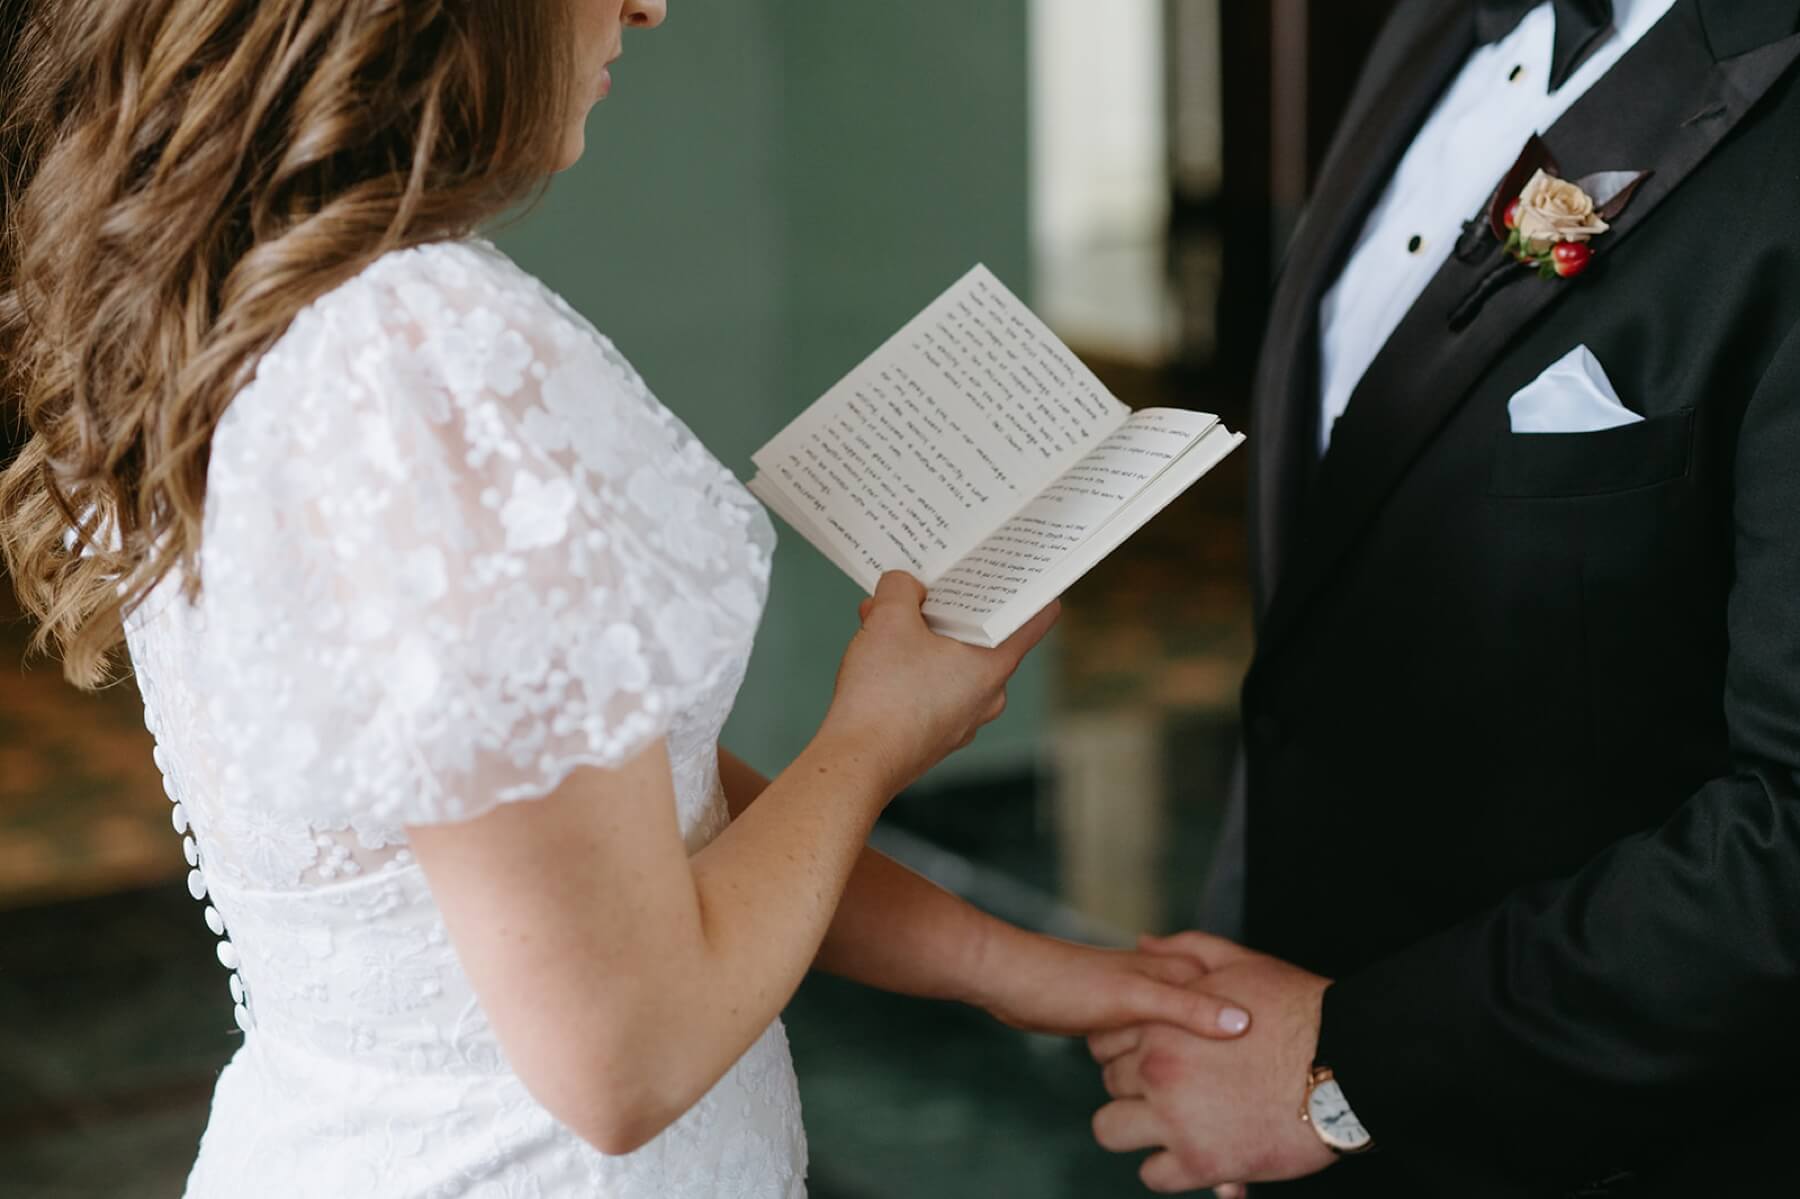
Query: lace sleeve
196 241 771 834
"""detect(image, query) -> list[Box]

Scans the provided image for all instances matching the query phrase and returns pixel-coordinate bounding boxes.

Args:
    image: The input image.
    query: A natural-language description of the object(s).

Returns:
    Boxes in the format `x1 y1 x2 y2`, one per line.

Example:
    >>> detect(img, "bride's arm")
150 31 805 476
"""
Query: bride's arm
409 576 1051 1158
719 747 985 1001
414 733 888 1157
719 749 1256 1040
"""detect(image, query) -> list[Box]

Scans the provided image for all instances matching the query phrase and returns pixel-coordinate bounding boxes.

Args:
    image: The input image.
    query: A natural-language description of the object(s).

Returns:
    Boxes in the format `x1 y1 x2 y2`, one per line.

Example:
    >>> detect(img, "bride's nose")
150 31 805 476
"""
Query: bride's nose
623 0 667 29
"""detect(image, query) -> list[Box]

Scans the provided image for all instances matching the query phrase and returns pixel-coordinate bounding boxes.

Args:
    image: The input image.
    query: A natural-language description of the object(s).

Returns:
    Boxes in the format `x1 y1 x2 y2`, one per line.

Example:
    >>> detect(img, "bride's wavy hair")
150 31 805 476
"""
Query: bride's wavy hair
0 0 573 688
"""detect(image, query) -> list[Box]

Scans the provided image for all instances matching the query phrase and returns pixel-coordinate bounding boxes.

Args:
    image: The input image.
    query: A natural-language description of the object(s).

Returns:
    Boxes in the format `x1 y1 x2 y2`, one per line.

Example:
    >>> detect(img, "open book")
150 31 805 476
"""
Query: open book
746 265 1245 648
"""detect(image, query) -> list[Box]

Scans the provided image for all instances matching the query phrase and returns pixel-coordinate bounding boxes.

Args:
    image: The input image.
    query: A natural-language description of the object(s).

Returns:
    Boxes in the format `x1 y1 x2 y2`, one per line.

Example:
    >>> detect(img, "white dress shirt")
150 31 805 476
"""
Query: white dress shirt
1315 0 1678 455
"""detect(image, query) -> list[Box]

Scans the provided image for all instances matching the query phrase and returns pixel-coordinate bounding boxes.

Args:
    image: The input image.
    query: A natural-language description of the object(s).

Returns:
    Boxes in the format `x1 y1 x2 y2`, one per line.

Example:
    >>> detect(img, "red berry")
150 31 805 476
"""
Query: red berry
1551 240 1592 278
1504 198 1521 230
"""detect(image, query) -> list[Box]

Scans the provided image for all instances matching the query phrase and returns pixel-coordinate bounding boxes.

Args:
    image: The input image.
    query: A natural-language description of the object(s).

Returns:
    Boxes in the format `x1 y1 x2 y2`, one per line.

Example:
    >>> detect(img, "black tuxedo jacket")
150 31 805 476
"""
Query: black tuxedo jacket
1237 1 1800 1195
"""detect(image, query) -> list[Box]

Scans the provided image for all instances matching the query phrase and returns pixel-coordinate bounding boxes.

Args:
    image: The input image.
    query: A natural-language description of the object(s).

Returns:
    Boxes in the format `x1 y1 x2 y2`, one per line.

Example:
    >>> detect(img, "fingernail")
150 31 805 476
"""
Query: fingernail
1218 1007 1250 1034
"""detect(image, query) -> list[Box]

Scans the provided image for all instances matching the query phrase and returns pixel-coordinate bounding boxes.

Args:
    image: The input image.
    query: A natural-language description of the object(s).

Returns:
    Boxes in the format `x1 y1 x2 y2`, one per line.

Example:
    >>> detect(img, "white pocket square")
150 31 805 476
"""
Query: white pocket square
1507 345 1643 434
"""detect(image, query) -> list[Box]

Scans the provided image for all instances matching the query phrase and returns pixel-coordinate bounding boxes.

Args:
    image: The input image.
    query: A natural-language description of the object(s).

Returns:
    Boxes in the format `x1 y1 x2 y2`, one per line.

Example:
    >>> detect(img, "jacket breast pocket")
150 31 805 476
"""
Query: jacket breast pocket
1489 408 1696 498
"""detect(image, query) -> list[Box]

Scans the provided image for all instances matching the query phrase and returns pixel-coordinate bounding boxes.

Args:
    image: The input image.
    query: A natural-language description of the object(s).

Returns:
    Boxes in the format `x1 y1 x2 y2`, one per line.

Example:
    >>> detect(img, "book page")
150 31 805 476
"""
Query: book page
749 266 1128 586
922 409 1230 638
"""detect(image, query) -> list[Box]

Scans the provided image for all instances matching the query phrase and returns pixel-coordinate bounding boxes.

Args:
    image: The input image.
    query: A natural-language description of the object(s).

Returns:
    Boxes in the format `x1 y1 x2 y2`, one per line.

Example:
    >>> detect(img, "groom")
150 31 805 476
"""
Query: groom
1088 0 1800 1194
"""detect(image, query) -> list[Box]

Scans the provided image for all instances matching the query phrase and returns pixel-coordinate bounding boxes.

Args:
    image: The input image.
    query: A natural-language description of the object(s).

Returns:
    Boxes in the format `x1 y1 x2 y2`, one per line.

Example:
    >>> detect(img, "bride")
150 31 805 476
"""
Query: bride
0 1 1248 1194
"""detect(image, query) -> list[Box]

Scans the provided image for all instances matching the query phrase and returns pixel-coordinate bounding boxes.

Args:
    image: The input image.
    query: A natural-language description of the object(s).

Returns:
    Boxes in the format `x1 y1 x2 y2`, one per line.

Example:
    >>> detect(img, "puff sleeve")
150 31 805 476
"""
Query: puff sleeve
196 241 772 836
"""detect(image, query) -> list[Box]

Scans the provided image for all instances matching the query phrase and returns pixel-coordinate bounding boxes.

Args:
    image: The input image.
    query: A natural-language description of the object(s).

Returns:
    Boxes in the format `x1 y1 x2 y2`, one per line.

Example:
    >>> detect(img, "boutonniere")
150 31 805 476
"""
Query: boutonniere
1487 134 1652 281
1501 172 1611 278
1450 135 1652 330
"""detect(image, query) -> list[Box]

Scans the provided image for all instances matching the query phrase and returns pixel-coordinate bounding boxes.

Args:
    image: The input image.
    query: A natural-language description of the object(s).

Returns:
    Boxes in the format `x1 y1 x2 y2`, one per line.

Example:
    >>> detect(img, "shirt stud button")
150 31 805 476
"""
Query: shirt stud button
1509 64 1526 83
1407 234 1424 254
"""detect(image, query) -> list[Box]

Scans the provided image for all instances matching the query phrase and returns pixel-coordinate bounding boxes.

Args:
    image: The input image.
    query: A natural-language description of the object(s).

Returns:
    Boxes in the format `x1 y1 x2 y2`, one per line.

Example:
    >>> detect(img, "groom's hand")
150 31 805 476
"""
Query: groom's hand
1088 934 1338 1194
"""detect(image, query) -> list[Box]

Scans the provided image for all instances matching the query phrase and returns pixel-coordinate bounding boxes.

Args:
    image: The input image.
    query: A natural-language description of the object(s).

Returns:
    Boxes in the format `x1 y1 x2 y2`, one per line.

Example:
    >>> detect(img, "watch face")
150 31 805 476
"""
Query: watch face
1307 1079 1373 1152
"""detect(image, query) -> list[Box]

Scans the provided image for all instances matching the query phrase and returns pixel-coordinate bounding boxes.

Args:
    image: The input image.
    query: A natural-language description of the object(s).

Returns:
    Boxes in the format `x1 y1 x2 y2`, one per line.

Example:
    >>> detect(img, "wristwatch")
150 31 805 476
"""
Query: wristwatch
1300 1065 1374 1155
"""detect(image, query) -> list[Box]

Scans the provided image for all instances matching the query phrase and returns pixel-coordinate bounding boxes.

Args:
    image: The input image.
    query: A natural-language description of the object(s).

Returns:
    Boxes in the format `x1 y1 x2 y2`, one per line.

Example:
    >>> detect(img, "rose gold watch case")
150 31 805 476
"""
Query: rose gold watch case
1299 1066 1375 1156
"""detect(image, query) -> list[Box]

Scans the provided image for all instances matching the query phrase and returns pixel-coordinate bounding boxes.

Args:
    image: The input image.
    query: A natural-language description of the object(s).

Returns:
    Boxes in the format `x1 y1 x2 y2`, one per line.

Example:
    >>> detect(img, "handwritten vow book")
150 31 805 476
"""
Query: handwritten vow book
746 266 1245 647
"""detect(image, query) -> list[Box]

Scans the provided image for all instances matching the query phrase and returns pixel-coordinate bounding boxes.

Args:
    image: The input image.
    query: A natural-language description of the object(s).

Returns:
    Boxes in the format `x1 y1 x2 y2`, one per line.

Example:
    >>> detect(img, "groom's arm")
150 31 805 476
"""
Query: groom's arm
1316 319 1800 1181
1086 322 1800 1192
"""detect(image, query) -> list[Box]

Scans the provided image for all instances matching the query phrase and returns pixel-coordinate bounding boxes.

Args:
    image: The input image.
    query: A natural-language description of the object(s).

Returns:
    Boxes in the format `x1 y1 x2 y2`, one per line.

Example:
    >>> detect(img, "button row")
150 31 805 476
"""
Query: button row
155 744 253 1034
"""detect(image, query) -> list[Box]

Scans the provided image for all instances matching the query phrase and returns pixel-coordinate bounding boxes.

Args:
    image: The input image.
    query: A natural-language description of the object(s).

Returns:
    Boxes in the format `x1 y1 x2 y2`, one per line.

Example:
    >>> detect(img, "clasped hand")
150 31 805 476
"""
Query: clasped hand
1087 933 1338 1195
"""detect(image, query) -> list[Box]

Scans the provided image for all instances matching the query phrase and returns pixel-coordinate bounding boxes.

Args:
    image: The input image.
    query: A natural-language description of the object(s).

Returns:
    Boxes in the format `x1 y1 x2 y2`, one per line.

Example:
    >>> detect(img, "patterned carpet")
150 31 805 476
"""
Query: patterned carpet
0 586 174 911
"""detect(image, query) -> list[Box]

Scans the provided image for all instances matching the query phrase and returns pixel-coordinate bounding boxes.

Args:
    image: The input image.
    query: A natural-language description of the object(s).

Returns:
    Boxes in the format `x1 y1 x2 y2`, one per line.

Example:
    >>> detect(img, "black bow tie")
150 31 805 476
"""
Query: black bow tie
1476 0 1615 91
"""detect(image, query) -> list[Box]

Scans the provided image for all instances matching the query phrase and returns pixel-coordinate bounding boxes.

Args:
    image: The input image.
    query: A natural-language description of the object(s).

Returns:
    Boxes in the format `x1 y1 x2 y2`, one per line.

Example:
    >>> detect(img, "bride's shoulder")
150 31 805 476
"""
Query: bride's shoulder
297 236 603 354
365 237 573 311
235 237 644 435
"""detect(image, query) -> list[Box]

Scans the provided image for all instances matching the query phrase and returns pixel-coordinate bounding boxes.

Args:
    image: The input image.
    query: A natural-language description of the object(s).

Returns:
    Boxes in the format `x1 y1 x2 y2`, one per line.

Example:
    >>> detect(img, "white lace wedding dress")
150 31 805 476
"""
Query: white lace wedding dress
120 239 807 1197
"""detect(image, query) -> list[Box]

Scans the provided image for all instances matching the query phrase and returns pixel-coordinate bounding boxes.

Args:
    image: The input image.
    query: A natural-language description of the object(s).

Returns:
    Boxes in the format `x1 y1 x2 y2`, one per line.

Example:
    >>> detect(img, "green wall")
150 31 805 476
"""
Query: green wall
496 0 1045 781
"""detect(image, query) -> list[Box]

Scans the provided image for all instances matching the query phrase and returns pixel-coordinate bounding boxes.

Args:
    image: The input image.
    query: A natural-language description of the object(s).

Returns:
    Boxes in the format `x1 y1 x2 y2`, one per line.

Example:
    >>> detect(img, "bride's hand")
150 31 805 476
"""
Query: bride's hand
967 926 1254 1042
820 571 1059 796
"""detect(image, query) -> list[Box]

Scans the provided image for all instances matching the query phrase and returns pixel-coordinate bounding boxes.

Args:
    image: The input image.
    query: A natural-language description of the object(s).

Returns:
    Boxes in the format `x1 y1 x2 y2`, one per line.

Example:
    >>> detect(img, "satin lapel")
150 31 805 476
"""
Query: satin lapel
1249 1 1476 618
1255 0 1800 660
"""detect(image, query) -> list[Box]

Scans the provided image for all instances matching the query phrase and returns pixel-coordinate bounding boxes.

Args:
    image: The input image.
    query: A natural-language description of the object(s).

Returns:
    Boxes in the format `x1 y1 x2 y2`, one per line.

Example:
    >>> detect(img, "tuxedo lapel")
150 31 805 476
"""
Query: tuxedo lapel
1249 1 1476 617
1254 0 1800 661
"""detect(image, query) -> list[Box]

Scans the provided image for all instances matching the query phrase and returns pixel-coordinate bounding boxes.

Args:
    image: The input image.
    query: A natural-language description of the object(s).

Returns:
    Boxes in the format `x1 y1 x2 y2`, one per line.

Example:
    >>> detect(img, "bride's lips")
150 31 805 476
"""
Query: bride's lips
598 66 613 100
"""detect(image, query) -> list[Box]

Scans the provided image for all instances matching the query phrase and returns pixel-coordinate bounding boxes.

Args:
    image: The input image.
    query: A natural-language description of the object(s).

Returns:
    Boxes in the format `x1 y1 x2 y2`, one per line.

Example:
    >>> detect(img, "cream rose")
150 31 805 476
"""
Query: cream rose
1514 169 1609 250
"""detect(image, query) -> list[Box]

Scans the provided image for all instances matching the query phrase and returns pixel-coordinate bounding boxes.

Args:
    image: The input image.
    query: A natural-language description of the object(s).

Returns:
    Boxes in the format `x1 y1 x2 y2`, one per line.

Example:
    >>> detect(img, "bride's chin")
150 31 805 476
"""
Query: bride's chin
552 127 587 174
